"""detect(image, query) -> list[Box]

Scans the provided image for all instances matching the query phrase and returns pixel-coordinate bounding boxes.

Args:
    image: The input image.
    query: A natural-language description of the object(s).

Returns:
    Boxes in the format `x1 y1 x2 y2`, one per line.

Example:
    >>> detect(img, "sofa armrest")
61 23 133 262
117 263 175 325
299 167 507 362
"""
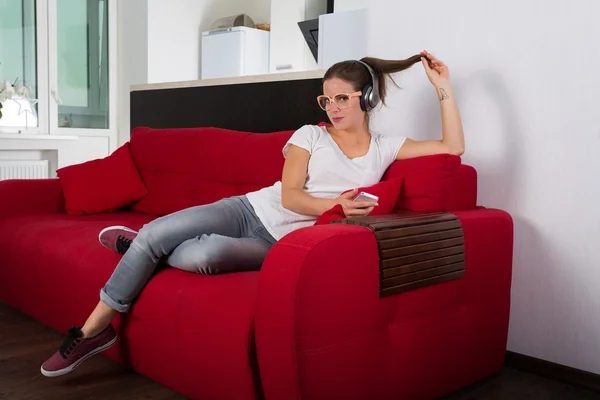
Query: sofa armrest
255 208 513 400
0 179 65 219
332 212 467 298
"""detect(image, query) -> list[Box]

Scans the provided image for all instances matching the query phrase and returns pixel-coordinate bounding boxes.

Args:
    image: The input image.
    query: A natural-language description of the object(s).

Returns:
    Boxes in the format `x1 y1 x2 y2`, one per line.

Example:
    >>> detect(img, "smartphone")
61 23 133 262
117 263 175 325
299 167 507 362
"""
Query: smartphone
352 191 379 203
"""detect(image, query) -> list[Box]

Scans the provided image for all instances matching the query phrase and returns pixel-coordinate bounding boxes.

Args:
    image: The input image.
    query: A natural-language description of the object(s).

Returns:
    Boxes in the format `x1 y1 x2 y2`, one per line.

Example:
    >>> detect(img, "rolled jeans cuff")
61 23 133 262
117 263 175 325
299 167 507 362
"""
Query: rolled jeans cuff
100 288 130 313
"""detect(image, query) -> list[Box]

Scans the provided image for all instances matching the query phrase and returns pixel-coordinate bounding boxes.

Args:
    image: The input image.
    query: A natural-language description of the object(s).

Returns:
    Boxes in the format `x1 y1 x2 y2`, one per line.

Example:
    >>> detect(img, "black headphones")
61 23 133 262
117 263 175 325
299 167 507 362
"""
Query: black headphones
356 60 381 112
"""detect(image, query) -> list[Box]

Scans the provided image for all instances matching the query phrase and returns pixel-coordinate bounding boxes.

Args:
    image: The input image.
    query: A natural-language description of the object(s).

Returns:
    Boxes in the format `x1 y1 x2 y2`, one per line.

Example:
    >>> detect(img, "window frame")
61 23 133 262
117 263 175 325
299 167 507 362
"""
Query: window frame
0 0 117 138
48 0 117 137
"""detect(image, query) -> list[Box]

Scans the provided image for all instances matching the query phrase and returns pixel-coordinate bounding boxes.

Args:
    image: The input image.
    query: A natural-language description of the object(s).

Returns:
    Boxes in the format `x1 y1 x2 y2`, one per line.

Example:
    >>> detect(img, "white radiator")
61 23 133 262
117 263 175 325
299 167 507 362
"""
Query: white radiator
0 160 49 180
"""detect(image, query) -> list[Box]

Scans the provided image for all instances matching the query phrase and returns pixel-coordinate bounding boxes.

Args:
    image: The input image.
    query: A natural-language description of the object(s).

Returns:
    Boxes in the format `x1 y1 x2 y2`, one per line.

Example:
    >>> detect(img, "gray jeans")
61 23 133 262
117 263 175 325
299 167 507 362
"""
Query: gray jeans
100 195 276 312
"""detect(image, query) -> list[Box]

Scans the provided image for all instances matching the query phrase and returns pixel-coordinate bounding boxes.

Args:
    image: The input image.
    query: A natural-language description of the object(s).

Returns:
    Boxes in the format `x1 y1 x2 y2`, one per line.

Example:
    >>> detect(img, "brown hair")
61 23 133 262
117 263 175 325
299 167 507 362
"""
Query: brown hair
323 54 424 106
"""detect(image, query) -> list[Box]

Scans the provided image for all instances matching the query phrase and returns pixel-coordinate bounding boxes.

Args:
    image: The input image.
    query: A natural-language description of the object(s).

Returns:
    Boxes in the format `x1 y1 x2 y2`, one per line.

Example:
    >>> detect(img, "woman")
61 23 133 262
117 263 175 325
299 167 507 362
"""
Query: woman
41 50 464 377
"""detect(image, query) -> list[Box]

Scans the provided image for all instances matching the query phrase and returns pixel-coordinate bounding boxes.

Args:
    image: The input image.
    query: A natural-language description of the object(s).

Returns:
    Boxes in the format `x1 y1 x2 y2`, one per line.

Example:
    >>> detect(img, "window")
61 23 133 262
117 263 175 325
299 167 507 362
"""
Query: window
0 0 38 129
0 0 115 136
54 0 109 129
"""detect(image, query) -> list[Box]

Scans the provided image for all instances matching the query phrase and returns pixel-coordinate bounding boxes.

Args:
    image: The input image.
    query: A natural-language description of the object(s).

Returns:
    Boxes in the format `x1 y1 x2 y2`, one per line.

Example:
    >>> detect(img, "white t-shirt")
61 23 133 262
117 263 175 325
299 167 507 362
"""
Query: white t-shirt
245 124 406 241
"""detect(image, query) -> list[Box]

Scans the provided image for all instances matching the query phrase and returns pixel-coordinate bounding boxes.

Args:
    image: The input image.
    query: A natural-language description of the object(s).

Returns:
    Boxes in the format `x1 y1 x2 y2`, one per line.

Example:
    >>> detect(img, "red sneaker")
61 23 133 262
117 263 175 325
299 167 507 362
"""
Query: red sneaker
41 325 117 377
98 226 138 254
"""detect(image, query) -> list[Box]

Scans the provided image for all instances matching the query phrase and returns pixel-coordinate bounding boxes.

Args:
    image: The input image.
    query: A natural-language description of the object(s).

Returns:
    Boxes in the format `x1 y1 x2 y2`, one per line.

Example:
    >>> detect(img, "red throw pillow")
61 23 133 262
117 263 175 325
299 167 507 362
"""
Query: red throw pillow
57 142 149 215
314 178 403 225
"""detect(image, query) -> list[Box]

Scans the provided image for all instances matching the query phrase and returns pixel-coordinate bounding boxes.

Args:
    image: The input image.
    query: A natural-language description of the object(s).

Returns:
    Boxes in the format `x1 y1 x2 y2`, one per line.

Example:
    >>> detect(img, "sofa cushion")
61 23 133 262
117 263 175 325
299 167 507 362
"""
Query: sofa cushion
315 178 404 225
129 126 295 216
56 143 149 215
0 212 155 325
382 154 477 212
0 211 261 399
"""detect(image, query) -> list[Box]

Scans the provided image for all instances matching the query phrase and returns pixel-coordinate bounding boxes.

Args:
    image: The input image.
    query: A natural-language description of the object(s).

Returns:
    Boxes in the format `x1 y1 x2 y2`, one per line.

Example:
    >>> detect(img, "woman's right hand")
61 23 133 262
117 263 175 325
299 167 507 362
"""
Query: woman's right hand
336 189 378 217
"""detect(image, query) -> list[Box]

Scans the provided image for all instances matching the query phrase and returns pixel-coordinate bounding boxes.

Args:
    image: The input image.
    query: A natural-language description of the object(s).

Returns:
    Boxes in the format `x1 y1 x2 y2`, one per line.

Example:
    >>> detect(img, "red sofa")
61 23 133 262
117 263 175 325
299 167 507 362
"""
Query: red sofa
0 126 513 400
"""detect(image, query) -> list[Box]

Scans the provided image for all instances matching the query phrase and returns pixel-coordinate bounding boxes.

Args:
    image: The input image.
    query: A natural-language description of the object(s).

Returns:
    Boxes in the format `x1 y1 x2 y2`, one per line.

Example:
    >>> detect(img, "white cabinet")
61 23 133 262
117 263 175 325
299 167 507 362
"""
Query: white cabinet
333 0 368 13
269 0 327 73
317 8 367 70
201 27 270 80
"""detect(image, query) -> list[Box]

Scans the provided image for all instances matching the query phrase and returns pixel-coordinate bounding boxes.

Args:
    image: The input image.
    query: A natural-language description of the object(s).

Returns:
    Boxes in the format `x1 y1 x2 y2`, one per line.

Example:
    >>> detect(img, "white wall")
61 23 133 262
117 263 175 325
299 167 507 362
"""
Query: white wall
334 0 367 13
368 0 600 374
270 0 326 73
146 0 271 83
117 0 148 146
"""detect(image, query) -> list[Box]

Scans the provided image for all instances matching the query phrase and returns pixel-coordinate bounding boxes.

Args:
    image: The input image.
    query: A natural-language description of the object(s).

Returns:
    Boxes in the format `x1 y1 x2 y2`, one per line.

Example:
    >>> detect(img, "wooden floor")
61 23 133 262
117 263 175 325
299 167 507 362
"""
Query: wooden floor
1 301 599 400
442 368 599 400
0 301 185 400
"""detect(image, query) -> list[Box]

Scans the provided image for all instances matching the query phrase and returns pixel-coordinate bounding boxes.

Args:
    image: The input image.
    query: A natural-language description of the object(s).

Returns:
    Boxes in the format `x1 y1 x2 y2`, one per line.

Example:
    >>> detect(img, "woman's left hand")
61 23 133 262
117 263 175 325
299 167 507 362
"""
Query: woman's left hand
421 50 449 87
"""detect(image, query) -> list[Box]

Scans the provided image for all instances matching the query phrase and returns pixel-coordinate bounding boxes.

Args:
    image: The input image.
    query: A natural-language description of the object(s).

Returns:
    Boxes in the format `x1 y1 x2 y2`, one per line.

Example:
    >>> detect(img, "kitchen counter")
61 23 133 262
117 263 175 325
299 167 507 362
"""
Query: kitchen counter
131 70 326 92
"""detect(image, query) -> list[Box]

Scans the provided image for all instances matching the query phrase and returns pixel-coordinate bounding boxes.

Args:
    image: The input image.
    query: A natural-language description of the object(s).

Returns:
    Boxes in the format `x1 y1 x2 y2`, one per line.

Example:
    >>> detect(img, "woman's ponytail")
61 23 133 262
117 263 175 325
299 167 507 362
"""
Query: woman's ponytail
324 54 423 106
360 55 423 104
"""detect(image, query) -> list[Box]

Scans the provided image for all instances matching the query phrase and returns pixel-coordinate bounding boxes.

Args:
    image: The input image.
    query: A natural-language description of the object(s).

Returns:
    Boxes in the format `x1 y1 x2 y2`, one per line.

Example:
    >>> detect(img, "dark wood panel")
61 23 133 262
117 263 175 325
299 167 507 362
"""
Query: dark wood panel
375 220 463 240
383 262 466 287
130 78 328 133
367 214 456 231
381 245 465 268
382 254 465 279
332 212 465 297
340 212 452 230
378 228 464 249
381 270 465 297
380 237 464 259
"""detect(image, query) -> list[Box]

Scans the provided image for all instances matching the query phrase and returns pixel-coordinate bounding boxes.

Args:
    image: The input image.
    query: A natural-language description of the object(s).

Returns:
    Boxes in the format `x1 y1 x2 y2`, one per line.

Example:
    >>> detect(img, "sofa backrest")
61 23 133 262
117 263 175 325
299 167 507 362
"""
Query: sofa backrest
128 126 477 216
129 126 293 216
382 154 477 213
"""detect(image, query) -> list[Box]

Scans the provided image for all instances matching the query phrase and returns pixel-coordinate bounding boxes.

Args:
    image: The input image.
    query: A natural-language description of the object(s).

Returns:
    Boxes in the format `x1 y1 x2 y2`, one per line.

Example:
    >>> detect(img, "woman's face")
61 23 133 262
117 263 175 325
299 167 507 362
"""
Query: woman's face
321 78 366 131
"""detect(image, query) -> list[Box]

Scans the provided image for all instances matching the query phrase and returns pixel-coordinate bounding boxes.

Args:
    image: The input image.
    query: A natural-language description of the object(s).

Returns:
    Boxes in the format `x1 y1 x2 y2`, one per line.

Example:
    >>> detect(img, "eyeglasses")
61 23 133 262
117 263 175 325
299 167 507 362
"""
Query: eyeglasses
316 91 362 111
